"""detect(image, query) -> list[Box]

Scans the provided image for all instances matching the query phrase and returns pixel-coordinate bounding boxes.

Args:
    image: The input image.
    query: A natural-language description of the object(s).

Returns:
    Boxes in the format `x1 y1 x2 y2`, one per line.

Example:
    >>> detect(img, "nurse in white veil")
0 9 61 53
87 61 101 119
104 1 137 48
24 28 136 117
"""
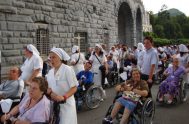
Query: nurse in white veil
20 44 43 86
46 48 78 124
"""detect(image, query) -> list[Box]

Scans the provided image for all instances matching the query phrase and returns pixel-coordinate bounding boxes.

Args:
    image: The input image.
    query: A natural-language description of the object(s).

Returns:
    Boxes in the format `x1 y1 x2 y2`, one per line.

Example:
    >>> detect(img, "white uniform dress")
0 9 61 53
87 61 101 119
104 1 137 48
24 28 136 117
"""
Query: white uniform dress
70 53 85 75
20 54 43 81
179 53 189 84
46 64 78 124
89 53 107 86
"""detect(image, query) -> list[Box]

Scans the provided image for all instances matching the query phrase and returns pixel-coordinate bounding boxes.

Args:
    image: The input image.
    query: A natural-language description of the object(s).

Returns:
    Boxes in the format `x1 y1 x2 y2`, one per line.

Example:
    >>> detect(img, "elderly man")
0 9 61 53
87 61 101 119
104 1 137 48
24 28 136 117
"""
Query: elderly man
0 67 22 99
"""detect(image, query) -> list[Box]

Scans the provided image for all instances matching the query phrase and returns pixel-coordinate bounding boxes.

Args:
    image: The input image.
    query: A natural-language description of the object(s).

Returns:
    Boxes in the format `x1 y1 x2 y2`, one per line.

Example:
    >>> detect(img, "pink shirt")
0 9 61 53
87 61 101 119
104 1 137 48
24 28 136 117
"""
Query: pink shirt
18 93 50 123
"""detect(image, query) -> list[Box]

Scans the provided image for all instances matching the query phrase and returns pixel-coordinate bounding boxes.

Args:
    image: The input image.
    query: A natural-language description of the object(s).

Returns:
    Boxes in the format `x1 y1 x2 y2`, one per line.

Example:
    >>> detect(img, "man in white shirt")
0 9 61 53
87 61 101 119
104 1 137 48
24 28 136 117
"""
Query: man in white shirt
141 36 158 97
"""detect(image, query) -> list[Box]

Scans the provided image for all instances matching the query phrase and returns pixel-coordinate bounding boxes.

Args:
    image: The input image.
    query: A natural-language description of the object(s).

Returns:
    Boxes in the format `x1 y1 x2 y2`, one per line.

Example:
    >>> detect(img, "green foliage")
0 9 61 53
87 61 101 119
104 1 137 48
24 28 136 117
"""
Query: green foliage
143 32 157 38
151 8 189 39
153 38 170 46
153 38 189 47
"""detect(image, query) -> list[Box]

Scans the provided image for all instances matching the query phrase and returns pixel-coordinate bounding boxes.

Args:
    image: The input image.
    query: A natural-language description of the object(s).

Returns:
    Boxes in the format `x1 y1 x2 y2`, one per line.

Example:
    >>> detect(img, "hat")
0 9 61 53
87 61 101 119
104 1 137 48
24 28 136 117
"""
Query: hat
71 45 79 53
50 48 70 61
137 43 144 51
95 44 102 50
158 47 164 52
26 44 40 55
179 44 188 52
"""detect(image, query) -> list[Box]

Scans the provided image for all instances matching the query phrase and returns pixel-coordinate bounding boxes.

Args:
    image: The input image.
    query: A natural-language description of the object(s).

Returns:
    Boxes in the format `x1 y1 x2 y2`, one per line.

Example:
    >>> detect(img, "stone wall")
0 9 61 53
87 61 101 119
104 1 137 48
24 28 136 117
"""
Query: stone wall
0 0 146 78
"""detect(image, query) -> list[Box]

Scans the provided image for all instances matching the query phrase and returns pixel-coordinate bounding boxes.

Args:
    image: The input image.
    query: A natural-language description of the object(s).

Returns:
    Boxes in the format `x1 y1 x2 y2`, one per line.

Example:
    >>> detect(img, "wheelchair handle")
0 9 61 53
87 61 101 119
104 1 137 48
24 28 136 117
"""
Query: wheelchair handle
56 100 66 104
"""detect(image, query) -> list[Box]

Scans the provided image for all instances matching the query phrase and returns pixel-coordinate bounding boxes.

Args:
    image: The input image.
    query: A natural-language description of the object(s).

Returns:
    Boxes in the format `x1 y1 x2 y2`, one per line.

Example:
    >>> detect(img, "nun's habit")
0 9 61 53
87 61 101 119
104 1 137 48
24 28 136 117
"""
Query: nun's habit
46 48 78 124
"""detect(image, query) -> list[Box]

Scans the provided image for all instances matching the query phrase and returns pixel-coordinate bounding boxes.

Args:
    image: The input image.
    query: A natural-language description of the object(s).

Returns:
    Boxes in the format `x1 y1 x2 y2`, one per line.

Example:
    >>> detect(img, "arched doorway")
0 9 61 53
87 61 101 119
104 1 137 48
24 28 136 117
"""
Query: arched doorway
118 2 133 45
136 8 142 43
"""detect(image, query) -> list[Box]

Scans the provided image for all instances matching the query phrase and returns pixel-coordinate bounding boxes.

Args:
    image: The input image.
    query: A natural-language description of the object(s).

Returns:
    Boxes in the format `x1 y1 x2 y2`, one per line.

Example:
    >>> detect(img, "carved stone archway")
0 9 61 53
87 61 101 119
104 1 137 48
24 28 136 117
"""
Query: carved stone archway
117 2 134 46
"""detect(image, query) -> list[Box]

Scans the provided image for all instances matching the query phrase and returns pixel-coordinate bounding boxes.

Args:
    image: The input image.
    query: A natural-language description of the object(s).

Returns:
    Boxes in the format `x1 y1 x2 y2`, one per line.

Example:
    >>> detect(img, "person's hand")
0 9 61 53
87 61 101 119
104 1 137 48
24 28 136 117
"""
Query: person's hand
47 88 52 95
147 79 153 83
55 95 65 102
125 85 133 91
105 70 108 74
115 85 124 92
133 89 139 94
1 113 11 122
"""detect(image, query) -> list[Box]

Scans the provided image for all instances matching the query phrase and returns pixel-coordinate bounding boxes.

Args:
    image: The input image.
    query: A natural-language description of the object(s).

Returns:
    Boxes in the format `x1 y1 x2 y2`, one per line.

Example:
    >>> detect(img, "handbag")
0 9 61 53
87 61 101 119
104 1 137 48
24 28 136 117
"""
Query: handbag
99 65 106 71
94 54 106 72
73 53 80 65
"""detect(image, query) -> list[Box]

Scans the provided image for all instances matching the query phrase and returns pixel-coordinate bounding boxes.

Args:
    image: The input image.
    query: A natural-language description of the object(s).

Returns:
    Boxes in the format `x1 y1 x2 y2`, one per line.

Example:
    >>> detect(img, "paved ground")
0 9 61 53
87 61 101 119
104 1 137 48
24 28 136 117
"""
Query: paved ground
78 84 189 124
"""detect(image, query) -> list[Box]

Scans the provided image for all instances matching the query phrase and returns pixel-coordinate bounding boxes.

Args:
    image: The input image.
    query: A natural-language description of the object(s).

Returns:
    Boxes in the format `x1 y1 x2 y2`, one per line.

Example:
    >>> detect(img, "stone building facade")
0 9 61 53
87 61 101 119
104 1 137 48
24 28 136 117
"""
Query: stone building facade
143 11 152 32
0 0 147 77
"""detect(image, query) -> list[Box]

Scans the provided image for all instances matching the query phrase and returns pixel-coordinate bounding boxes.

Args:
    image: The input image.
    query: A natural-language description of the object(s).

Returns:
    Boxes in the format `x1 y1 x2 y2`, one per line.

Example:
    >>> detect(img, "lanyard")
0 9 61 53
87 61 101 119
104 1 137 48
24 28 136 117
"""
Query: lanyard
20 95 43 117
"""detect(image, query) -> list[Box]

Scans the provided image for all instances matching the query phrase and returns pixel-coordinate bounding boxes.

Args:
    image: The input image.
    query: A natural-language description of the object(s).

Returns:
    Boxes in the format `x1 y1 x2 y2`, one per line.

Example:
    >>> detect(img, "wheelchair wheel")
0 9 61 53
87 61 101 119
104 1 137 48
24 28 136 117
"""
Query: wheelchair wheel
85 85 103 109
105 104 114 117
140 98 155 124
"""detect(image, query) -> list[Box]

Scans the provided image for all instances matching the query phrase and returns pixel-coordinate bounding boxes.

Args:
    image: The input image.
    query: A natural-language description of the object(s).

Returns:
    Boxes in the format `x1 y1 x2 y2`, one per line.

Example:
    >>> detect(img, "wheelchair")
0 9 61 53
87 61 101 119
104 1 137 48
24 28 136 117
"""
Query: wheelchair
103 92 155 124
156 75 187 104
154 65 165 85
75 83 104 110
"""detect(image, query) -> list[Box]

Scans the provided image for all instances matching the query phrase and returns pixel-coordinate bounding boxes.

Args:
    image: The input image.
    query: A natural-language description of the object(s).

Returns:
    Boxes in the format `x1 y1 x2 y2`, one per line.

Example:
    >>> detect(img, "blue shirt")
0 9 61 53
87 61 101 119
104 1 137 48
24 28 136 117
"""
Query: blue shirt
141 48 158 75
76 70 93 84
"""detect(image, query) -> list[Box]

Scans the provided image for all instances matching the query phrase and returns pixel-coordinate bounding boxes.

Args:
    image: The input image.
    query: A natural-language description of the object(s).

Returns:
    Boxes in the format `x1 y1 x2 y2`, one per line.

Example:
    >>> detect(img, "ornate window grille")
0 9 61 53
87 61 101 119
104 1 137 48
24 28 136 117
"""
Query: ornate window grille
36 29 49 55
74 32 88 53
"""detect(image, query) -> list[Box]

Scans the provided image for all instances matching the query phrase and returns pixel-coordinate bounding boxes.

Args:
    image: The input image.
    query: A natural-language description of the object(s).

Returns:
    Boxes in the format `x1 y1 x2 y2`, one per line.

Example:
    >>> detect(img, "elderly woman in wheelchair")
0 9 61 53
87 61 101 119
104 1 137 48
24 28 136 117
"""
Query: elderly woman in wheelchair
157 57 186 104
103 68 149 124
0 77 50 124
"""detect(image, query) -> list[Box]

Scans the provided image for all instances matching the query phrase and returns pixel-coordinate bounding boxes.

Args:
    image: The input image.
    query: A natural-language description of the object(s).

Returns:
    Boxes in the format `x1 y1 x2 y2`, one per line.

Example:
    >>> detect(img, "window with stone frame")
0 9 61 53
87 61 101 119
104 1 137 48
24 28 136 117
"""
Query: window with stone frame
74 32 88 53
36 28 49 55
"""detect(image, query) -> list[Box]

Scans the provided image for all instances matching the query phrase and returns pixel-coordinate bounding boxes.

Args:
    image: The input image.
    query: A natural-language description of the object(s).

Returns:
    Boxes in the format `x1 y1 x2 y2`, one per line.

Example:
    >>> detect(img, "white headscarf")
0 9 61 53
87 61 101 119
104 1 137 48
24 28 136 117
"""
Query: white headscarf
72 45 79 53
27 44 40 55
137 43 144 51
158 47 164 52
179 44 189 52
95 44 102 50
50 48 70 61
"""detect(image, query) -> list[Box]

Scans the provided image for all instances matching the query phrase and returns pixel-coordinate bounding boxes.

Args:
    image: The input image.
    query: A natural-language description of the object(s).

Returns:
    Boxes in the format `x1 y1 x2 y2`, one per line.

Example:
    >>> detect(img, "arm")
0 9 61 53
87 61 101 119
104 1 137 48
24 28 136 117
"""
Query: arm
49 86 77 102
84 72 93 84
1 105 19 122
148 64 155 81
133 89 148 97
115 82 133 92
0 81 19 98
27 69 40 83
14 120 30 124
133 81 149 97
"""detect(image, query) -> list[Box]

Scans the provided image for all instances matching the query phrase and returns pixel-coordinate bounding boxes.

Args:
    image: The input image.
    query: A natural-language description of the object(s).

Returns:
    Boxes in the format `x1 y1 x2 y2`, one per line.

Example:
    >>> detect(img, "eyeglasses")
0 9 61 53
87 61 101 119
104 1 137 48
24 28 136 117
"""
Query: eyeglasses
29 86 39 91
10 70 17 73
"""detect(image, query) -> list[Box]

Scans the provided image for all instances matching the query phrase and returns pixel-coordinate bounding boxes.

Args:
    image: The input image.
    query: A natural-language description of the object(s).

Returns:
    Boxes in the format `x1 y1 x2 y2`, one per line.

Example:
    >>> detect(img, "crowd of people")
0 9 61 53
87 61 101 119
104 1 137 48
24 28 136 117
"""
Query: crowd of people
0 36 189 124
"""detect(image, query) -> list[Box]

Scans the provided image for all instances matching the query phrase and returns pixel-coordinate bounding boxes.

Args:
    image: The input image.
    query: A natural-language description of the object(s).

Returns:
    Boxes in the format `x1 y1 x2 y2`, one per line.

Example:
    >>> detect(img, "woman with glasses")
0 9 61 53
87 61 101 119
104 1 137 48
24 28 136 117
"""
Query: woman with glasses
1 77 50 124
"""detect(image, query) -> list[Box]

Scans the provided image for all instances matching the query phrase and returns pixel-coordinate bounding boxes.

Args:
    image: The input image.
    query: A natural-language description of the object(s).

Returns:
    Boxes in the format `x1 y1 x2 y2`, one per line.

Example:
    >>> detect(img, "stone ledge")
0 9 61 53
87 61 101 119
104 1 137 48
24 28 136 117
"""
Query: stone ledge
0 5 17 14
0 0 12 6
2 50 20 57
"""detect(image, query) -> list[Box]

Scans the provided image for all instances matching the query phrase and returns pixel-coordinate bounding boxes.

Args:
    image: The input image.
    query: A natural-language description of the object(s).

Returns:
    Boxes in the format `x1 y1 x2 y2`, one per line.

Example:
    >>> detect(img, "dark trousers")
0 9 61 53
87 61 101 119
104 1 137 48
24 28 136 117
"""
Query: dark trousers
101 70 106 86
141 74 155 97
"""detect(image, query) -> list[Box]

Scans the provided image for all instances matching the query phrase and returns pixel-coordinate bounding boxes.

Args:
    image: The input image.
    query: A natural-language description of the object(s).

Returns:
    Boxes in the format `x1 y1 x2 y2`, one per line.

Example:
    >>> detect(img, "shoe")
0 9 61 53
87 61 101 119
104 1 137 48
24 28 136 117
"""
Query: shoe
167 99 172 104
159 97 163 102
102 116 113 124
182 96 187 102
